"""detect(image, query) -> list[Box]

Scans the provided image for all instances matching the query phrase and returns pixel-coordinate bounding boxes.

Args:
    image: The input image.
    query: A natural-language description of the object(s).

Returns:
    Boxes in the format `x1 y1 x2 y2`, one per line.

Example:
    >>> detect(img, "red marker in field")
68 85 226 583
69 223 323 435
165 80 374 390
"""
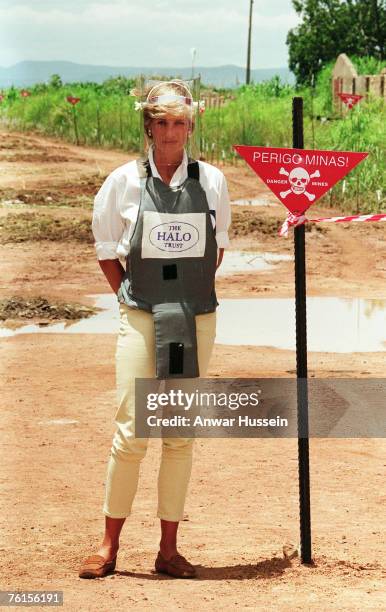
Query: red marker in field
67 96 81 105
20 90 30 97
233 146 368 215
338 93 363 109
0 95 4 102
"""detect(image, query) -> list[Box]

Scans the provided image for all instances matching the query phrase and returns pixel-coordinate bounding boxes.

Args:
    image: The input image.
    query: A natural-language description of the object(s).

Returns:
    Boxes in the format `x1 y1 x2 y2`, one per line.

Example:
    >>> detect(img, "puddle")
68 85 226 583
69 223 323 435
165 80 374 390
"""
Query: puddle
232 197 278 207
0 294 116 336
216 250 293 275
37 418 79 425
215 298 386 353
2 294 386 352
1 199 28 207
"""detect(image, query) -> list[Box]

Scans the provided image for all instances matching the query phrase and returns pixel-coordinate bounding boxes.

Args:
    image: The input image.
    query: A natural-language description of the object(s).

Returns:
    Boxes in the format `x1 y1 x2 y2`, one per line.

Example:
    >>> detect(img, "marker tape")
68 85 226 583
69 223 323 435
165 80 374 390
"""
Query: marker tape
279 212 386 237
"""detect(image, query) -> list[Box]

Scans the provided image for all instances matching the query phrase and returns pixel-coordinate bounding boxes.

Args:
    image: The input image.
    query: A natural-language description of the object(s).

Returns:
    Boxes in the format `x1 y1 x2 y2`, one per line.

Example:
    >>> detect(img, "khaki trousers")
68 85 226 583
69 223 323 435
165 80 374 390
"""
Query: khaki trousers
103 303 216 521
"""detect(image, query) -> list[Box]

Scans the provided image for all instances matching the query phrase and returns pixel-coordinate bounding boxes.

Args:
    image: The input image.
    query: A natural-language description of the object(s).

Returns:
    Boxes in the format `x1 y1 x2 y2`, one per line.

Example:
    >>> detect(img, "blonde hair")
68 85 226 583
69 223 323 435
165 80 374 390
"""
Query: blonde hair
131 80 195 138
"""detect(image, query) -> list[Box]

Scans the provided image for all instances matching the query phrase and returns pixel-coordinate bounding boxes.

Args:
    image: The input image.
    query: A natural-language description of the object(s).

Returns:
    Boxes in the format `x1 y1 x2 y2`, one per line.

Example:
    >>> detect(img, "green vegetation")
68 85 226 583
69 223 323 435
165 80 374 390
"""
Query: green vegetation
287 0 385 85
1 77 141 150
0 64 384 212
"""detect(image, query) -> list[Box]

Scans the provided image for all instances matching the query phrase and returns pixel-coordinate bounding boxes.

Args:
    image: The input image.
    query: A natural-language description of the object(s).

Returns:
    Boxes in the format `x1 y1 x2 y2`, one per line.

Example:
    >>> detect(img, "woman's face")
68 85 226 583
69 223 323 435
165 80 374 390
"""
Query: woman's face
149 113 191 156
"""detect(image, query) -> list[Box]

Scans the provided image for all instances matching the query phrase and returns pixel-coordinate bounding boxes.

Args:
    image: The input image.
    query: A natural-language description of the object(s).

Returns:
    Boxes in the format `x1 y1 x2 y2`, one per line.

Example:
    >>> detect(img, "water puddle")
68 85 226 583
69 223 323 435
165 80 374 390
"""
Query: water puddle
215 298 386 352
2 294 386 353
1 199 27 207
232 197 278 207
0 294 115 336
37 418 79 426
217 250 293 275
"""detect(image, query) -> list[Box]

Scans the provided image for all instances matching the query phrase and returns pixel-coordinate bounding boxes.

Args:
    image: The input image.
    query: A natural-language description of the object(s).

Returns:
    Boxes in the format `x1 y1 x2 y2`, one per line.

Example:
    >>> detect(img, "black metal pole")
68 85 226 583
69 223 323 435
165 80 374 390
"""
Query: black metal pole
292 96 312 564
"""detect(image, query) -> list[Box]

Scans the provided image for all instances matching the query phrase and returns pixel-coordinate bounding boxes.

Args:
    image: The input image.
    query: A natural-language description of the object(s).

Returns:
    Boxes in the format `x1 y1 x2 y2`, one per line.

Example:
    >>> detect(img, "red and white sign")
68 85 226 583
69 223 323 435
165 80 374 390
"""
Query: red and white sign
338 93 363 109
234 146 368 215
20 90 30 97
0 95 4 102
67 96 81 106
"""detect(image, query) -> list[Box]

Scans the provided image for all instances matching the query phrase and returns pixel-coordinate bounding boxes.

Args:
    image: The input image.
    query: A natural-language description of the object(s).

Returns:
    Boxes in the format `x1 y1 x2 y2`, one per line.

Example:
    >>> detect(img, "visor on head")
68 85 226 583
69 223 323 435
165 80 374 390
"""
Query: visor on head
148 94 194 106
133 79 205 112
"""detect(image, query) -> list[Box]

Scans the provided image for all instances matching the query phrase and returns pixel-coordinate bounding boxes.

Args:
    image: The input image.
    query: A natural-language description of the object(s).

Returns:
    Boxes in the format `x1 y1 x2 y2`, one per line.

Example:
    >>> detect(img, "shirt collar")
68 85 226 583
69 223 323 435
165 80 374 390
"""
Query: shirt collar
148 145 188 187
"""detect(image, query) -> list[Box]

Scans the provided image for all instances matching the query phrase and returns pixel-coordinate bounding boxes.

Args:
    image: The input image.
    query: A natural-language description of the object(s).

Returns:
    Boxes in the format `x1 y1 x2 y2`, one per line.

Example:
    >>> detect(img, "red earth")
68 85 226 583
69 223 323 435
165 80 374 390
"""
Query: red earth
0 129 385 611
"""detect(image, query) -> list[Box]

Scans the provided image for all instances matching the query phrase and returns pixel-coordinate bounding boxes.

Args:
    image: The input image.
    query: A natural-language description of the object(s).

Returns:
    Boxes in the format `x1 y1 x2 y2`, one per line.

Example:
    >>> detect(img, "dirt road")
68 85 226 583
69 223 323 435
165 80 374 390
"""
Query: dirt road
0 129 385 611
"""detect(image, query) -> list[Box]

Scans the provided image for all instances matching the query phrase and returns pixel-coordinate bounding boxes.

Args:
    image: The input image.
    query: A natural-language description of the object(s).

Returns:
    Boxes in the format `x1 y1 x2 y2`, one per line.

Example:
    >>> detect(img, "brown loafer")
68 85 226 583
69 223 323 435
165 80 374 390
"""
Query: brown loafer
78 554 117 579
155 551 197 578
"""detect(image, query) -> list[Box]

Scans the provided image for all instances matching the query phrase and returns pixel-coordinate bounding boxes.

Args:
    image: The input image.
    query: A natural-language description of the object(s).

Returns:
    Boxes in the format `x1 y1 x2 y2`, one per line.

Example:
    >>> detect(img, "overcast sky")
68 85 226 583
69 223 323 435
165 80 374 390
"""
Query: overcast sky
0 0 300 68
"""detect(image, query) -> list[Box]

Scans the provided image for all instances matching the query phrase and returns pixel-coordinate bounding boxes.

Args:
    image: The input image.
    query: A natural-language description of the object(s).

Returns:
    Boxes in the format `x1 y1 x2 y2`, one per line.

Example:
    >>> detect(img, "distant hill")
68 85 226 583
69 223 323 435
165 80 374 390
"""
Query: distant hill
0 60 294 89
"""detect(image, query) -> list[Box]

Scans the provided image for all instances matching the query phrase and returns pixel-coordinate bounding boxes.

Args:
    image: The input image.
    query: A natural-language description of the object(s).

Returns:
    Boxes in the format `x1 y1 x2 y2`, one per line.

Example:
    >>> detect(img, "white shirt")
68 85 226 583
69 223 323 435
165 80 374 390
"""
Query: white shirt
91 146 231 260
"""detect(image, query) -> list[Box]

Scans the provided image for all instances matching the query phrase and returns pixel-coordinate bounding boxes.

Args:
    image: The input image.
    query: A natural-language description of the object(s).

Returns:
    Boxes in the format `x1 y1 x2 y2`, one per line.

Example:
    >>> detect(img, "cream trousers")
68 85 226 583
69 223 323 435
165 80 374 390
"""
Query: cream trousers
103 302 216 521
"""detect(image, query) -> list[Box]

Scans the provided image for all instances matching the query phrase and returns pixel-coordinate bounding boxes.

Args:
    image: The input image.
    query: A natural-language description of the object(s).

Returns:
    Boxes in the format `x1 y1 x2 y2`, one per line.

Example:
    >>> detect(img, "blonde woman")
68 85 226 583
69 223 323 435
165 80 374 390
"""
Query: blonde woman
79 80 231 579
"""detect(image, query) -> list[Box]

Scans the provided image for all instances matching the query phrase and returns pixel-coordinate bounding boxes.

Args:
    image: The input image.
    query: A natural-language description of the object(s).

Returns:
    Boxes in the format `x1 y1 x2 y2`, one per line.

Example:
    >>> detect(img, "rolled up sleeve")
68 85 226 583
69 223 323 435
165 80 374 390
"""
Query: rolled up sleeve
92 174 125 260
215 173 231 249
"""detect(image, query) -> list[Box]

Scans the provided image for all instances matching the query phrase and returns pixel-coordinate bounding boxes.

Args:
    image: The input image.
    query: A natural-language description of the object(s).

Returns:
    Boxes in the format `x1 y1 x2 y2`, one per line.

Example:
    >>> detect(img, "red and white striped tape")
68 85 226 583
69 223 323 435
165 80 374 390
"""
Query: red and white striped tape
279 212 386 237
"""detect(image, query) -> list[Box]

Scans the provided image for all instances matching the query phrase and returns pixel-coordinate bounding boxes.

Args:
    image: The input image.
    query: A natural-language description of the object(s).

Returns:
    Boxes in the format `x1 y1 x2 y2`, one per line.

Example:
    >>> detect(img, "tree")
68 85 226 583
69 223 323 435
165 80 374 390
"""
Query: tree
287 0 386 85
49 74 63 89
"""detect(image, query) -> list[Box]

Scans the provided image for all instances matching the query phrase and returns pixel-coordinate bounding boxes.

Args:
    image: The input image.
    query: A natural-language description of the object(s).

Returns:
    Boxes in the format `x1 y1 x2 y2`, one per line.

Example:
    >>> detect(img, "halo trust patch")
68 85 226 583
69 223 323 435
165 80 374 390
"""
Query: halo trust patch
141 211 207 258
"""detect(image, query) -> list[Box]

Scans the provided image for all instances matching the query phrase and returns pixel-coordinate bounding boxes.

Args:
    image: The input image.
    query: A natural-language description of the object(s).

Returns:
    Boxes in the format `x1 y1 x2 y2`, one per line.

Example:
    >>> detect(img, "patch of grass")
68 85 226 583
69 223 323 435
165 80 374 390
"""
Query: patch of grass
0 296 99 321
0 212 93 243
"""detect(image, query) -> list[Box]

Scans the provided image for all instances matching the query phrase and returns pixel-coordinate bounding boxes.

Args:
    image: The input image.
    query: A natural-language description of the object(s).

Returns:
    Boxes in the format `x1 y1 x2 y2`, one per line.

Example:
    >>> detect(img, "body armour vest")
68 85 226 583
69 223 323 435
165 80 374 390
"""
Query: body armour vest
117 157 218 379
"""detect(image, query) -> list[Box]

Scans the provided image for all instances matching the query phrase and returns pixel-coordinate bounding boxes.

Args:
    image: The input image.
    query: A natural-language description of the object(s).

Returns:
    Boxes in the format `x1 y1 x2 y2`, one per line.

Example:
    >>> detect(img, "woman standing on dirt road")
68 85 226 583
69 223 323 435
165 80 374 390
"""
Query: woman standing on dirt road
79 80 231 579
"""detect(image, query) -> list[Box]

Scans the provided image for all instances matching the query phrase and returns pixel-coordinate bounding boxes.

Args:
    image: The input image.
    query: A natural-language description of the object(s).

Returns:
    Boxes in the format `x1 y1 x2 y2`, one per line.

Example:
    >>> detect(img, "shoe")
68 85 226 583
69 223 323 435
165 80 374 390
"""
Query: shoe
155 551 197 578
78 554 117 579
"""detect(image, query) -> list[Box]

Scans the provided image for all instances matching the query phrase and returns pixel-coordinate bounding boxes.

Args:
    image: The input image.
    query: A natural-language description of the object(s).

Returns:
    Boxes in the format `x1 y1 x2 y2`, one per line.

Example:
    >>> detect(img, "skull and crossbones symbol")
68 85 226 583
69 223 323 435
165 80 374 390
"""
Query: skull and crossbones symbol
279 167 320 202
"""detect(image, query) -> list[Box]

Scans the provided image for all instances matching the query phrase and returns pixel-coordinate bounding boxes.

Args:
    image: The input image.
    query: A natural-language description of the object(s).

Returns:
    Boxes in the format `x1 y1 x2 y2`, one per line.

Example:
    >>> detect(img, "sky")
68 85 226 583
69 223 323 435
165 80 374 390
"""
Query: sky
0 0 300 69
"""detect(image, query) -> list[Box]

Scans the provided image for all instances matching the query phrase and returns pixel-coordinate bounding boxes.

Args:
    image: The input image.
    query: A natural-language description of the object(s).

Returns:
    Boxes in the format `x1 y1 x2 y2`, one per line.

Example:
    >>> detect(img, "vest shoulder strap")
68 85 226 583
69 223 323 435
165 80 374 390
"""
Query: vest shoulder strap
187 158 200 181
136 157 152 178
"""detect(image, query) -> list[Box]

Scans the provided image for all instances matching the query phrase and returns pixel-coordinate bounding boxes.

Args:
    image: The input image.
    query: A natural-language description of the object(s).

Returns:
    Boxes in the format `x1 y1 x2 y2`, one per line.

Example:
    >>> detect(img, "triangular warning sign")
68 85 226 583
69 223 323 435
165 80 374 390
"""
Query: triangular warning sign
234 146 368 215
338 93 363 109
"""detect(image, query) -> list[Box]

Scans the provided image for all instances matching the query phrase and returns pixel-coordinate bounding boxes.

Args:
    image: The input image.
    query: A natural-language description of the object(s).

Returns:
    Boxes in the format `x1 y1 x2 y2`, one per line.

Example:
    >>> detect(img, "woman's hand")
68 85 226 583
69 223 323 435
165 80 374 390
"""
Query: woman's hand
216 248 224 270
98 259 126 294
